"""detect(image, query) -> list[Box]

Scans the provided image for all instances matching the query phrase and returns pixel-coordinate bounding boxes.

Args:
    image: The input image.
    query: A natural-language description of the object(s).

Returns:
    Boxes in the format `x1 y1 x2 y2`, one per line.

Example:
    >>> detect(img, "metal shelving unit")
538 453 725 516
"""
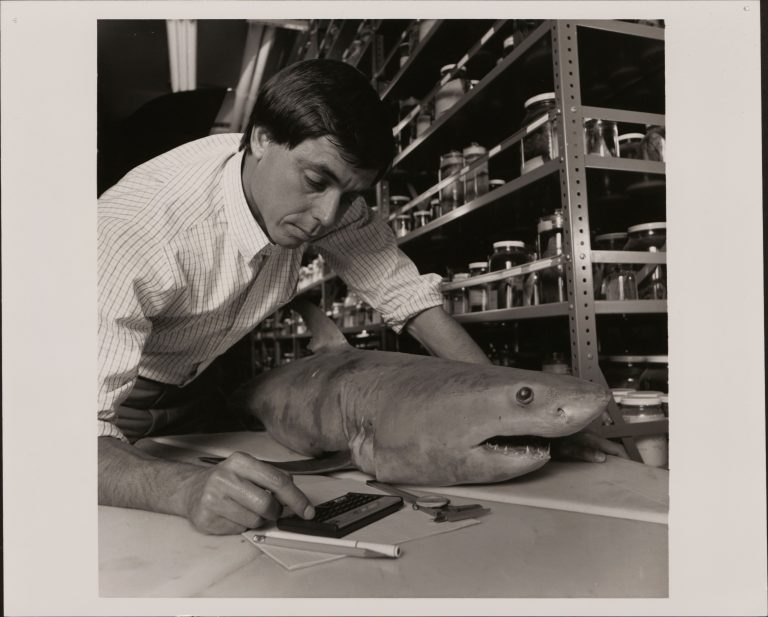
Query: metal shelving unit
251 18 667 463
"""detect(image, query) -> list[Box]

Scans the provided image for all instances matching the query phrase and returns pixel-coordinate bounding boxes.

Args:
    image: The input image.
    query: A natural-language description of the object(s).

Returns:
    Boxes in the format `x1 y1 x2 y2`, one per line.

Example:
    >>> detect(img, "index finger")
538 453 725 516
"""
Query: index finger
225 452 315 519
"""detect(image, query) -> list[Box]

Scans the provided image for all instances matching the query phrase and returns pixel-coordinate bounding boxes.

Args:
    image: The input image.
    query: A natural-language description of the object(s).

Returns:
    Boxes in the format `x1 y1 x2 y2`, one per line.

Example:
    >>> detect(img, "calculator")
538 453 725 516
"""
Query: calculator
277 492 404 538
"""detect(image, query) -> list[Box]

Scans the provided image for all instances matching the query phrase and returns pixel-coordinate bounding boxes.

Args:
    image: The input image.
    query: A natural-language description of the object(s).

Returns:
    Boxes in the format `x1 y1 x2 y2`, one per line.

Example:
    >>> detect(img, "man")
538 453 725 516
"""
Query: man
98 59 624 535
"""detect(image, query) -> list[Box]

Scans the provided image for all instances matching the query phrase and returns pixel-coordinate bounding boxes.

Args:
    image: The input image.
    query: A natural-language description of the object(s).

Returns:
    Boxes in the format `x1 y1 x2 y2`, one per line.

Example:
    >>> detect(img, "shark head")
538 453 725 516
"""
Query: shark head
368 365 611 485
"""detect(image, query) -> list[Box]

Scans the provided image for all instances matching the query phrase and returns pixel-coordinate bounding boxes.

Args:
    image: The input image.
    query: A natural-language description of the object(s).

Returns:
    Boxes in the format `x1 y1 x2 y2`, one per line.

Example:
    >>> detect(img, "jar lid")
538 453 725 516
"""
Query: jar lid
396 214 412 220
489 179 505 187
492 240 526 249
621 393 662 406
430 197 440 204
618 133 646 142
503 35 515 48
604 355 646 363
660 394 669 403
595 232 628 241
440 150 464 160
414 210 431 216
390 195 410 203
468 261 488 269
611 388 637 396
462 143 487 157
440 64 457 74
332 301 344 307
629 390 666 397
523 92 556 108
644 355 669 363
627 222 667 233
453 272 470 281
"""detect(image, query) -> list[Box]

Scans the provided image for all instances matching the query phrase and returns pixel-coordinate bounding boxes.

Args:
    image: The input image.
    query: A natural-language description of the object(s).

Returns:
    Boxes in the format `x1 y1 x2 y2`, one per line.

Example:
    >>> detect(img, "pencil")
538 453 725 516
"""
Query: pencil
250 530 401 559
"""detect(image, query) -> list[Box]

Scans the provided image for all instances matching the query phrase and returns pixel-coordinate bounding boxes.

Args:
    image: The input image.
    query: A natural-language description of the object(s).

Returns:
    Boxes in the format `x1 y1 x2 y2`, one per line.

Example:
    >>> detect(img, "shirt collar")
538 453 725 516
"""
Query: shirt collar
222 147 273 260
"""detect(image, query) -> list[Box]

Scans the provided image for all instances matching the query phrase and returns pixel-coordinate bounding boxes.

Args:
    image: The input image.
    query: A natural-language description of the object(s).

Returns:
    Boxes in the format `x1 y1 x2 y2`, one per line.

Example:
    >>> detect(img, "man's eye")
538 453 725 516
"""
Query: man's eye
305 175 326 191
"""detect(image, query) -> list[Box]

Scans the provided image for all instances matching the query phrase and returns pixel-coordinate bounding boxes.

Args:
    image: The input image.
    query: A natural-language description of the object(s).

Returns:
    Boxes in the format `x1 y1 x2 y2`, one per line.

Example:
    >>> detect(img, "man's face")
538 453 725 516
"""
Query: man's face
242 128 379 248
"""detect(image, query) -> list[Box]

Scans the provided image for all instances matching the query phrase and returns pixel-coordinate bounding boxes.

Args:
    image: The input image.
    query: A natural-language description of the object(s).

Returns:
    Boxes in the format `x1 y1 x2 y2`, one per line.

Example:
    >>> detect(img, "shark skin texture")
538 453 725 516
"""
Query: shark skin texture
230 301 610 486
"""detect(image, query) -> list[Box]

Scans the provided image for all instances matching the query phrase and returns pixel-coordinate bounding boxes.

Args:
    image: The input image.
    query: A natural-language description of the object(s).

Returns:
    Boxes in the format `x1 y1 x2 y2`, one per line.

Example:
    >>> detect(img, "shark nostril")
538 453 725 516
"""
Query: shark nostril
556 407 566 418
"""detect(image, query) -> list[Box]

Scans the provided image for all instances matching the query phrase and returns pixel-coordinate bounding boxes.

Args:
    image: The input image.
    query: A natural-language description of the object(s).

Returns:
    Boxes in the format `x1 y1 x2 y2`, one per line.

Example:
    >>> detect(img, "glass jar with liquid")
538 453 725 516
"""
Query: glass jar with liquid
489 240 530 308
618 133 645 159
620 394 668 468
626 222 667 300
394 214 412 238
435 64 468 118
450 272 470 314
462 143 489 203
537 210 566 304
439 150 465 211
467 261 490 312
520 93 559 174
584 118 619 157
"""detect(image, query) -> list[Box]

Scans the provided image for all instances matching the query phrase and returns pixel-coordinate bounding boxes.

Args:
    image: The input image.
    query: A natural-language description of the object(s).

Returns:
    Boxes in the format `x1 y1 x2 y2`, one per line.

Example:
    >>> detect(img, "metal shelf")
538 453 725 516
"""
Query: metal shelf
591 251 666 264
389 20 553 172
394 159 560 243
453 303 570 323
585 155 666 175
441 256 566 291
594 300 667 315
581 106 664 127
575 20 665 41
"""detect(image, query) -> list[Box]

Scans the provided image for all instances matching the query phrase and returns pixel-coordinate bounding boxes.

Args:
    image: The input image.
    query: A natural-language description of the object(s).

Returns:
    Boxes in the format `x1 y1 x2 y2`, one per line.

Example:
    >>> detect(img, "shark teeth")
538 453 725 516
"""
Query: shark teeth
482 439 550 458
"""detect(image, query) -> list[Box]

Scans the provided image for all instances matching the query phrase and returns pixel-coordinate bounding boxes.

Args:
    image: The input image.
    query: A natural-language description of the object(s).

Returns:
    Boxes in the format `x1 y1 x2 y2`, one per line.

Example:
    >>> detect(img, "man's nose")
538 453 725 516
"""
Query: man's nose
312 191 341 228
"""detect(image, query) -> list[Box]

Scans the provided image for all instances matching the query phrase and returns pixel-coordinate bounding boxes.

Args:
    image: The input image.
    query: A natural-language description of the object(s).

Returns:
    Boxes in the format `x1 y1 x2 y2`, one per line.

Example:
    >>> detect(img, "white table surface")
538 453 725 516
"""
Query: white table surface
99 431 668 598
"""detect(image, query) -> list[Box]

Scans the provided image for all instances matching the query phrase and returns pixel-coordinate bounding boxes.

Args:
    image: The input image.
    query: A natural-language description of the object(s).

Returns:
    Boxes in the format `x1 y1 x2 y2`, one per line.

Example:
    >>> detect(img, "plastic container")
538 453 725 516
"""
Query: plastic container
626 222 667 300
618 133 645 159
642 125 666 162
394 214 412 237
489 240 530 308
467 262 490 312
620 394 668 468
439 150 465 211
450 272 470 314
435 64 468 118
413 210 431 228
520 93 559 174
462 143 489 203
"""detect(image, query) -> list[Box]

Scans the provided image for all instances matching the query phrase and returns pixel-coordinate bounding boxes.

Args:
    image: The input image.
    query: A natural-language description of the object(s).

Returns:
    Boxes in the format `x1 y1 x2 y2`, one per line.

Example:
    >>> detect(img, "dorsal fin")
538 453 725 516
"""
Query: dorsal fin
289 299 351 353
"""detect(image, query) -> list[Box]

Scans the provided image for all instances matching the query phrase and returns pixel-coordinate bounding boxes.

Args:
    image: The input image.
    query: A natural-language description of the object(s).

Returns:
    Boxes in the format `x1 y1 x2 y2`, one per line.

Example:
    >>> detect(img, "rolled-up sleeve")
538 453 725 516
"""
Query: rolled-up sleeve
313 198 444 333
98 216 177 442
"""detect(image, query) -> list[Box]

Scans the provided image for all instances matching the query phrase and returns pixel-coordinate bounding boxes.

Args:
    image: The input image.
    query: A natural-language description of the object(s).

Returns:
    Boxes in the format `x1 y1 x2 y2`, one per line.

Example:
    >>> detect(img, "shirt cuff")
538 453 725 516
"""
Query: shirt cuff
98 419 129 443
381 273 445 334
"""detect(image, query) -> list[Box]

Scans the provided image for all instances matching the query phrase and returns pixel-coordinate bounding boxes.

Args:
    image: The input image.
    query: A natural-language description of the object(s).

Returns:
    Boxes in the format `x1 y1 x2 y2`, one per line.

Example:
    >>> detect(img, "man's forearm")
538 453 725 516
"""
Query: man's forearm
98 436 200 516
405 306 491 364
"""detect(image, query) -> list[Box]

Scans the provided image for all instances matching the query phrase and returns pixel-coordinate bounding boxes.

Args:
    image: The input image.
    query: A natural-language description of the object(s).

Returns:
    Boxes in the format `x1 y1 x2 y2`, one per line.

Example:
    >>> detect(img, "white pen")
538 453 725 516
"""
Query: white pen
250 529 401 559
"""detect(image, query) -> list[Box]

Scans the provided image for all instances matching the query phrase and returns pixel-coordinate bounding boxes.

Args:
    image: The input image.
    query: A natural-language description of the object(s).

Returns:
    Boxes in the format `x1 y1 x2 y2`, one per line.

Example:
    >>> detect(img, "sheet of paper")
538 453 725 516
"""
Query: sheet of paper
241 476 481 571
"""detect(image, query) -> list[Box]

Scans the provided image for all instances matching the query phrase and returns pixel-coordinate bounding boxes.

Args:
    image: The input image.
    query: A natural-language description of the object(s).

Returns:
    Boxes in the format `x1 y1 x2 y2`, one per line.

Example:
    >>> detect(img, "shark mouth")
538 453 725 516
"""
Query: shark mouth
480 435 551 458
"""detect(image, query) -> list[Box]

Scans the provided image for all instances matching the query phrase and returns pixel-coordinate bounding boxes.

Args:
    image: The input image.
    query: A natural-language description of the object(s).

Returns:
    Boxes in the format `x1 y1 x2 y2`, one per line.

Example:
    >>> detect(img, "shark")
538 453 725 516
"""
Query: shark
230 300 610 485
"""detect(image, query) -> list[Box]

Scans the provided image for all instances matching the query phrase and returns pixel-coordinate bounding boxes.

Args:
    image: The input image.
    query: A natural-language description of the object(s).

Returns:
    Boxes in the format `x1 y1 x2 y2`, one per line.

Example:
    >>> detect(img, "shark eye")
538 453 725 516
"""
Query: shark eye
516 387 534 405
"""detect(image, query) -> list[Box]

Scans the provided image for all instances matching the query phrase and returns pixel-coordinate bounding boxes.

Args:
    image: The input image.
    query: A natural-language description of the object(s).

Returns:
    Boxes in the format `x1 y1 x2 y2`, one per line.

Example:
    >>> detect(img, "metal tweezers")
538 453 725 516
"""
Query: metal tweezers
366 480 490 523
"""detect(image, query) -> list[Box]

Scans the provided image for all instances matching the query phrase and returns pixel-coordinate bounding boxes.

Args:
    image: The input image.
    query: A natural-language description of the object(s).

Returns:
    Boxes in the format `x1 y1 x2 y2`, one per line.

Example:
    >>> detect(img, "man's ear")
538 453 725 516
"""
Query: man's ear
249 127 271 161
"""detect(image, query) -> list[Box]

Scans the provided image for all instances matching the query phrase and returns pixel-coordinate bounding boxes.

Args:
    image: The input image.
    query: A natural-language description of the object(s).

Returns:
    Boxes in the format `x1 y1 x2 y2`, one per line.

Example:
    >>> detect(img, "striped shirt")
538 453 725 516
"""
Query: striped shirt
98 134 443 441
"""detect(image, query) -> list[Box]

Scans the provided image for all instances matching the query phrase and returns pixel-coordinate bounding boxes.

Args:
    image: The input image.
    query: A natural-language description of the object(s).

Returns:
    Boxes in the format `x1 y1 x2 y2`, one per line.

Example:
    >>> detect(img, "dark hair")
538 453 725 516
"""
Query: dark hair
239 59 395 182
